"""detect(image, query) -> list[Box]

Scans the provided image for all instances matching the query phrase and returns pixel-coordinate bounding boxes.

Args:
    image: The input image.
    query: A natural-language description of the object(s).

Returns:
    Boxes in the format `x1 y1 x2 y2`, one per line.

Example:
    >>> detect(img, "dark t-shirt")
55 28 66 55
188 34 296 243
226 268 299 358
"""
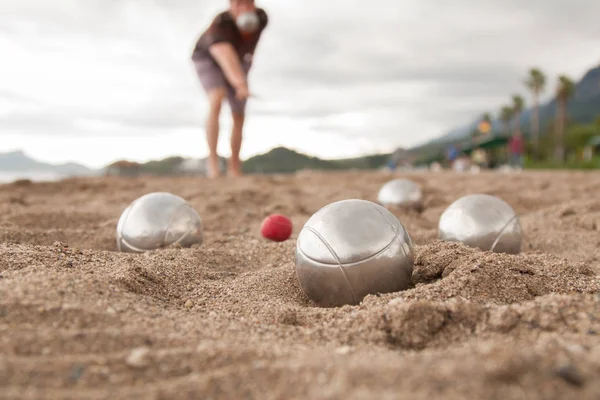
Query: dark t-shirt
191 8 268 63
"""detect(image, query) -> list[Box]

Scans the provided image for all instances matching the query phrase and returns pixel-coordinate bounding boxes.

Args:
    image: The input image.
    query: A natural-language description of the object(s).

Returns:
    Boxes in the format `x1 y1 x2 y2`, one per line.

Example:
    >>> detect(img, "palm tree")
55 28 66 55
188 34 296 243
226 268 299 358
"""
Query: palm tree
554 75 575 162
524 68 546 157
511 95 525 136
499 106 514 136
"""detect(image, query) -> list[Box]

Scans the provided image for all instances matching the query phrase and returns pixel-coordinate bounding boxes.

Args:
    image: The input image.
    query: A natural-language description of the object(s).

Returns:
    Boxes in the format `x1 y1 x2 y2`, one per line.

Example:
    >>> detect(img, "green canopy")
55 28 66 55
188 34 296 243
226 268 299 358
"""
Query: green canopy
462 135 510 154
413 133 511 166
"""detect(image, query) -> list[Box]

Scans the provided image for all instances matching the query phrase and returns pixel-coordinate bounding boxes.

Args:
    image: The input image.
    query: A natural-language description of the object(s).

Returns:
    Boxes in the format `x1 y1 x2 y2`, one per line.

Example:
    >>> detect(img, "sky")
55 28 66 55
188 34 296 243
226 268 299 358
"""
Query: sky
1 0 599 169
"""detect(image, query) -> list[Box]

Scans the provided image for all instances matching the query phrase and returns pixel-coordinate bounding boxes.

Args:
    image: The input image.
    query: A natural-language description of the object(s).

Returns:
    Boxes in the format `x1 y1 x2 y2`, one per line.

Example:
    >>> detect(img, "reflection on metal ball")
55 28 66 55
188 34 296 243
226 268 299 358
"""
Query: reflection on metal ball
438 193 522 254
377 178 423 211
116 192 203 253
236 11 260 33
295 199 414 307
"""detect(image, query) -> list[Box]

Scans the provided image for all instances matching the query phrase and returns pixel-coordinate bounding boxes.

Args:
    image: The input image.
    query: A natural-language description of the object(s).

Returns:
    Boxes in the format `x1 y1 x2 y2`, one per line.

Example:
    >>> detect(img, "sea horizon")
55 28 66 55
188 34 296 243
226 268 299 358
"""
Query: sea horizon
0 170 70 184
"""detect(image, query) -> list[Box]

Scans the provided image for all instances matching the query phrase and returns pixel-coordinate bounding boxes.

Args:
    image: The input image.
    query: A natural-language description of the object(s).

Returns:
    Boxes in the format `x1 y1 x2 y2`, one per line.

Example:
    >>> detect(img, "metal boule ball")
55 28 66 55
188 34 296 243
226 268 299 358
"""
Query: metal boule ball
236 11 260 33
295 199 414 307
438 193 522 254
377 178 423 211
116 192 203 253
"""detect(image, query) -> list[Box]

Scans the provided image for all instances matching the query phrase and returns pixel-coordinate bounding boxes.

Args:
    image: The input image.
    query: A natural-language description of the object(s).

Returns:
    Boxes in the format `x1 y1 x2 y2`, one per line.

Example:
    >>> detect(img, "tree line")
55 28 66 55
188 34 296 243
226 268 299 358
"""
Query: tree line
479 68 577 163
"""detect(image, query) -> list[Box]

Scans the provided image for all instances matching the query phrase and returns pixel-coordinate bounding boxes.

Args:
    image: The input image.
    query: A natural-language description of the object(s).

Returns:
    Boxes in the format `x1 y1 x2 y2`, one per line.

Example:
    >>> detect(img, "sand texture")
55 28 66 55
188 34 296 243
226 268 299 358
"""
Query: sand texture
1 170 599 399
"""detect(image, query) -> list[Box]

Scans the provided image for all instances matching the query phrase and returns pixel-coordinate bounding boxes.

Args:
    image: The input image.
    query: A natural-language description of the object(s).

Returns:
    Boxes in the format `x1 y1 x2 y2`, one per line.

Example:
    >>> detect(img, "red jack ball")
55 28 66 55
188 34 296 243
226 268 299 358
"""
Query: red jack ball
260 214 293 242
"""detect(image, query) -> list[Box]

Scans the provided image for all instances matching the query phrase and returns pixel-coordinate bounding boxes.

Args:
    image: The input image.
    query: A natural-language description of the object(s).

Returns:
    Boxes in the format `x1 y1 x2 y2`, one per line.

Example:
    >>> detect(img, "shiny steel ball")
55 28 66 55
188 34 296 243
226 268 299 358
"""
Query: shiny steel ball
377 178 423 211
116 192 203 253
438 194 522 254
295 199 414 307
236 11 260 33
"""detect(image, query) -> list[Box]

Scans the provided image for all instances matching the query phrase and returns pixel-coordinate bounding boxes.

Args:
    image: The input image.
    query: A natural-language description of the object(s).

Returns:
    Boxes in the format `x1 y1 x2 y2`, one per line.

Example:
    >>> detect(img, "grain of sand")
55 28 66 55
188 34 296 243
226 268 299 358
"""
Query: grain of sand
1 170 599 399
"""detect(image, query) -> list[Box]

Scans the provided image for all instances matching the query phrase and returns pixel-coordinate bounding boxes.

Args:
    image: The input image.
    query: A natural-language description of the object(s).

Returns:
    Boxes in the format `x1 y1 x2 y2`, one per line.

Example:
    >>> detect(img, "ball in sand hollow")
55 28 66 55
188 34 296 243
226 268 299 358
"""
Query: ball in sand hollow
116 192 203 253
438 193 522 254
295 199 414 307
261 214 293 242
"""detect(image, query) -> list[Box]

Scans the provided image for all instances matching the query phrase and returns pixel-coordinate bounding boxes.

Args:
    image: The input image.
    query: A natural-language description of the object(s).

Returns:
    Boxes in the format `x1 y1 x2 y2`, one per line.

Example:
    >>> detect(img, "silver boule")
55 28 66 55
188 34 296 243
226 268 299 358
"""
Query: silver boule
236 11 260 33
438 193 522 254
116 192 203 253
377 178 423 211
295 199 414 307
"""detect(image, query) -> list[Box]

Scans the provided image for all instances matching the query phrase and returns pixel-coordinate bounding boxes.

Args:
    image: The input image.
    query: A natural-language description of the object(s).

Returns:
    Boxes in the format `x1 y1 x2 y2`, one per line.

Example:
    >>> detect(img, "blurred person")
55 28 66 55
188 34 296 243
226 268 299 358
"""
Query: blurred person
430 161 443 172
508 132 525 169
191 0 268 178
471 147 488 169
386 158 397 172
446 144 459 168
453 154 471 172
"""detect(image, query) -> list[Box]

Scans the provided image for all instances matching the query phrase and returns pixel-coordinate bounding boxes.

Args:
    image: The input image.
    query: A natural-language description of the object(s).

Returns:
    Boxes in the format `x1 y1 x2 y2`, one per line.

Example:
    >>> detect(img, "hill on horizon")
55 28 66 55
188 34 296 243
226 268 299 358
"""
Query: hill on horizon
242 147 391 174
0 150 95 175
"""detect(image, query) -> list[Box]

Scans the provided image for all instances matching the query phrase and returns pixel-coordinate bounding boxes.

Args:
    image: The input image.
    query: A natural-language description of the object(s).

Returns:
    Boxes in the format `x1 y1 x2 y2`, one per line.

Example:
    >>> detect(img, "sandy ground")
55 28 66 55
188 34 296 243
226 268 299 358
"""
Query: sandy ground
1 170 599 400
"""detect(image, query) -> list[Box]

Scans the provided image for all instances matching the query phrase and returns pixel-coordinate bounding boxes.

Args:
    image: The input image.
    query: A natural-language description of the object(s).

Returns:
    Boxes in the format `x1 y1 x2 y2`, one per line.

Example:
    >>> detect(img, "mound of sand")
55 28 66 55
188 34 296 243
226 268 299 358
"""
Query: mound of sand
1 170 599 399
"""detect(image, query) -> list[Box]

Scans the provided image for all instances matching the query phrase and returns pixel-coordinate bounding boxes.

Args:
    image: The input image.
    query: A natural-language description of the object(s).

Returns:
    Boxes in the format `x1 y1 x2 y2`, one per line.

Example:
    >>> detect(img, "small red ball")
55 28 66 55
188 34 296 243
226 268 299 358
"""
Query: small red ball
260 214 293 242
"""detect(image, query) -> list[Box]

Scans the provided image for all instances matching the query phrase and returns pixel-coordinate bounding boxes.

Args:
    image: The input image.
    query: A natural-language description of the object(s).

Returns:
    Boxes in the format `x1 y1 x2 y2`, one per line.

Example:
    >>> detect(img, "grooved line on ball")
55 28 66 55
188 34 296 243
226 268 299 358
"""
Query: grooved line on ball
171 228 193 247
117 202 135 252
298 229 403 266
120 237 148 253
490 214 519 252
304 226 358 304
370 203 410 259
163 203 185 245
371 203 399 236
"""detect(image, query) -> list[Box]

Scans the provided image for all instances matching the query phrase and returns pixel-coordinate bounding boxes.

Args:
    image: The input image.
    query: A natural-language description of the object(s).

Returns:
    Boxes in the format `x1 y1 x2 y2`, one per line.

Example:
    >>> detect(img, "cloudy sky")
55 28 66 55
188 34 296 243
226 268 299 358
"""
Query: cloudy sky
1 0 599 168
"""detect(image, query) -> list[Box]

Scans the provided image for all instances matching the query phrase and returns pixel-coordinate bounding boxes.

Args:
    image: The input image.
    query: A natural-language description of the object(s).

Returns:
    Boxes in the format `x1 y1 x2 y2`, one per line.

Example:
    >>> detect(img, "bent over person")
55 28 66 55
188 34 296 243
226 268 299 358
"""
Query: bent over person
191 0 268 178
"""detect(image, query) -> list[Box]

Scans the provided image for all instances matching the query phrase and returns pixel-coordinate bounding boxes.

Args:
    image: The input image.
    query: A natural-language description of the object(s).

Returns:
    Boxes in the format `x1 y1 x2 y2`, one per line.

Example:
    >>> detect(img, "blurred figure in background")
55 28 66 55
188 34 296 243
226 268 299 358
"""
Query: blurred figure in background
508 132 525 169
446 144 459 169
386 158 397 172
471 147 488 169
453 153 471 172
191 0 268 178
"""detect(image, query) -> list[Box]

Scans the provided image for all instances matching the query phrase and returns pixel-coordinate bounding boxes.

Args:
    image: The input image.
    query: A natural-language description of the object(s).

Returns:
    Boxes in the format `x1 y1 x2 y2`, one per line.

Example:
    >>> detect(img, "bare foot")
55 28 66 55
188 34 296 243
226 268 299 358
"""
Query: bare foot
207 170 221 179
227 158 243 177
207 159 222 179
227 168 243 178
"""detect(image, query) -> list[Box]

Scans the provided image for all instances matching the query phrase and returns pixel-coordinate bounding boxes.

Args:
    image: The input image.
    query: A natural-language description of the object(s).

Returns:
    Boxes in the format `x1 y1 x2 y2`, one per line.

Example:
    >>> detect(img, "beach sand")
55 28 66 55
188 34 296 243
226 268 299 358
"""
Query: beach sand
1 170 599 399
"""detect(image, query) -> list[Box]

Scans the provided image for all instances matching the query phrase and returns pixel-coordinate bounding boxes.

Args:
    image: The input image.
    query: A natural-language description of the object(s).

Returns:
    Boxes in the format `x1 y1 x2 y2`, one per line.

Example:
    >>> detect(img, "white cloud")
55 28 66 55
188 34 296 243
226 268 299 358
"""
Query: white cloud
1 0 599 168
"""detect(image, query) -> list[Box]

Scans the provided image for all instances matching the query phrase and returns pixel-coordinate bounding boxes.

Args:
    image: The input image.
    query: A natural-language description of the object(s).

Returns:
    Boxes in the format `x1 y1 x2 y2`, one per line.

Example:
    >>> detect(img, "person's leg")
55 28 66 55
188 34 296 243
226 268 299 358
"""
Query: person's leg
518 153 524 169
194 58 228 178
225 60 251 177
229 111 245 176
205 88 227 178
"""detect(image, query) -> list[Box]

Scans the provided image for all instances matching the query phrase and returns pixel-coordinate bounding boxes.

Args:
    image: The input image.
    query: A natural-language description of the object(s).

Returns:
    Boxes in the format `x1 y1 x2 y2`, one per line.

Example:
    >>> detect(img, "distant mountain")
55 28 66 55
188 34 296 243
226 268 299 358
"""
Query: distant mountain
0 147 392 180
411 63 600 152
242 147 391 174
242 147 337 174
0 150 95 175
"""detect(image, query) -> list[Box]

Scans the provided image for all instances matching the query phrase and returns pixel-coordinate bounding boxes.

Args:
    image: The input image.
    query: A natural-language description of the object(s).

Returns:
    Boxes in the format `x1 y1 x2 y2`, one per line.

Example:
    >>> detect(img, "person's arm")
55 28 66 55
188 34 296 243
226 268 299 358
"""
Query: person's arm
208 43 247 89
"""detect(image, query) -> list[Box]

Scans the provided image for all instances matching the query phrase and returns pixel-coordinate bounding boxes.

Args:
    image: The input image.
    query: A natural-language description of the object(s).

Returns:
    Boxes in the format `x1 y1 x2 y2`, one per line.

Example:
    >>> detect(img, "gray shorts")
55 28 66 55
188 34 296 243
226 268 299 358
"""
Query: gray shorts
193 57 252 115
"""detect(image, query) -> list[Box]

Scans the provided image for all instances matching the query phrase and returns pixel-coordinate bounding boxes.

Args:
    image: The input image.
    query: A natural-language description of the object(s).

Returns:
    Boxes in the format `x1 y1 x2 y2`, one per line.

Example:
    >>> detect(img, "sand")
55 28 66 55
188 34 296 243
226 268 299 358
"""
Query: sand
1 170 599 400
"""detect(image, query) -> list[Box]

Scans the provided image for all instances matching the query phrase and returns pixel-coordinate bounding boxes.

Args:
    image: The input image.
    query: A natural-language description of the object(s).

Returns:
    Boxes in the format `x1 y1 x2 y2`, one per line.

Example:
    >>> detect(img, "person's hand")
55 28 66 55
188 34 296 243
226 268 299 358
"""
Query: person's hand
234 83 250 100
